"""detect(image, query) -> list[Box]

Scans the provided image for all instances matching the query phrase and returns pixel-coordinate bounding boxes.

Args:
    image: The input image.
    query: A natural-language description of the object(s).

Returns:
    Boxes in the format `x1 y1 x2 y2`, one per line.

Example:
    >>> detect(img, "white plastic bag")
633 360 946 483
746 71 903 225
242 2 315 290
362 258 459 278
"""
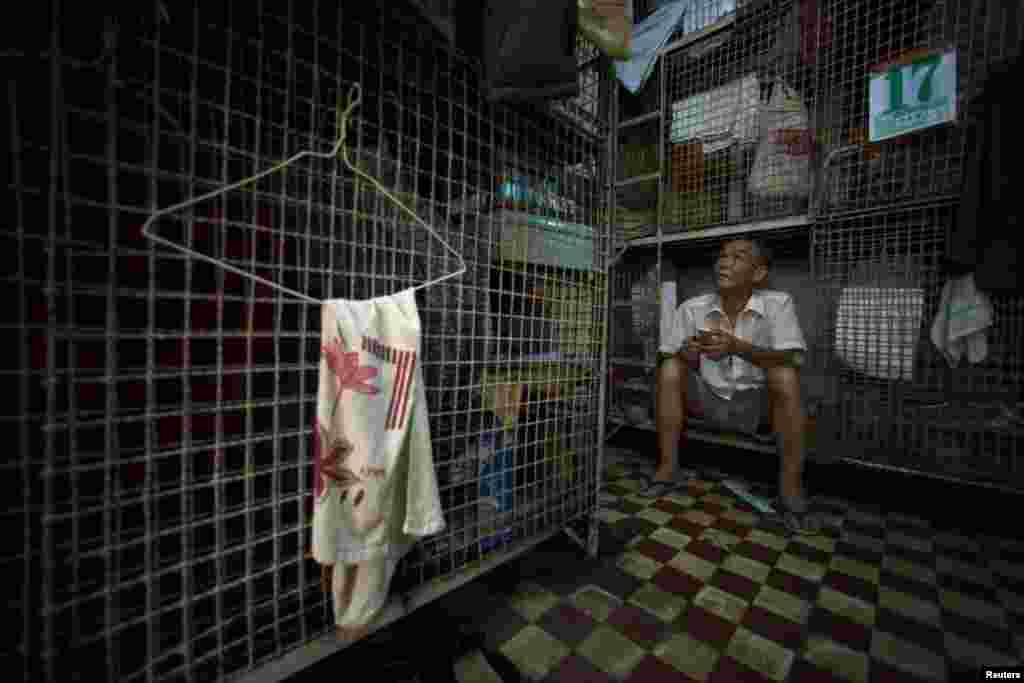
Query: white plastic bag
748 80 813 198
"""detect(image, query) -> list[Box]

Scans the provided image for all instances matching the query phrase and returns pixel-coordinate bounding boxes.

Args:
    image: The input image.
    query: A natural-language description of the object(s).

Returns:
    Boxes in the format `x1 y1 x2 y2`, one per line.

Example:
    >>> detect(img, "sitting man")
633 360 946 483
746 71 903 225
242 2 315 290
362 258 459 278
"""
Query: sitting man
644 237 814 533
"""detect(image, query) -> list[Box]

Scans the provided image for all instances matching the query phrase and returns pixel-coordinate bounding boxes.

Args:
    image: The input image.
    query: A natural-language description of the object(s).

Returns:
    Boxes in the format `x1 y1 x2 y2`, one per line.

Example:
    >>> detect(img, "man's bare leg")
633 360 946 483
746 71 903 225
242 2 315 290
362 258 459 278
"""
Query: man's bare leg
655 356 688 483
767 366 807 506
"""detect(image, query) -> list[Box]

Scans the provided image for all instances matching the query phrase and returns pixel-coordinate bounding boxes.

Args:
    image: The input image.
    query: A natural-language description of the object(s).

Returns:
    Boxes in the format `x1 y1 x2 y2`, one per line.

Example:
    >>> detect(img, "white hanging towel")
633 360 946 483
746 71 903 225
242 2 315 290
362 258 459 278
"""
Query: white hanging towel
929 273 994 366
312 289 445 630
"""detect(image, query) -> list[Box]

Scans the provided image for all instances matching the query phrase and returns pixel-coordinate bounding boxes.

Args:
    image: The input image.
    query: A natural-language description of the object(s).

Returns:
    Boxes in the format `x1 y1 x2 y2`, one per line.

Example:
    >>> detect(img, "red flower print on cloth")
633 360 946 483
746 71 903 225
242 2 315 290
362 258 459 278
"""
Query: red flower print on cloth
314 422 364 500
322 338 381 397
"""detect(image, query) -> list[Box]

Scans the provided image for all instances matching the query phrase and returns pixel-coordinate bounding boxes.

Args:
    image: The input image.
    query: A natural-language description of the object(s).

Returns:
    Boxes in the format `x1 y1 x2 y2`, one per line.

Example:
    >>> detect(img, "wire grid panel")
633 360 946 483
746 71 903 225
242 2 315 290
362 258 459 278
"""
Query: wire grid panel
662 0 815 233
9 2 611 682
811 206 1024 489
817 0 1023 216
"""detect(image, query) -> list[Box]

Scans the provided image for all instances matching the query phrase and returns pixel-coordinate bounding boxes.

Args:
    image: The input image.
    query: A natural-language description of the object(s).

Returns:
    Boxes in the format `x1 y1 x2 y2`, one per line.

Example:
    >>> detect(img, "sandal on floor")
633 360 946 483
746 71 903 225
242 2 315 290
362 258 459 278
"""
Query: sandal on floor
774 497 824 535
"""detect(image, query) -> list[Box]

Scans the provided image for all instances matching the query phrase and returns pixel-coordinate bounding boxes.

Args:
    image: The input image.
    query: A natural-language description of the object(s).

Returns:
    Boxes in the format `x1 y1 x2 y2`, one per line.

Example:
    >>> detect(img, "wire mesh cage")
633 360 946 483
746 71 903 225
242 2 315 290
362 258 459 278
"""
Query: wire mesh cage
811 205 1024 487
8 2 612 681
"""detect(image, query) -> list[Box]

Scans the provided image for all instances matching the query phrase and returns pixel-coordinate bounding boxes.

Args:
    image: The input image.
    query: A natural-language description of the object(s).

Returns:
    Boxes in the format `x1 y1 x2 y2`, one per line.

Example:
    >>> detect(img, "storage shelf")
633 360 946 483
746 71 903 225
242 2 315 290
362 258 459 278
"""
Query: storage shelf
627 215 811 247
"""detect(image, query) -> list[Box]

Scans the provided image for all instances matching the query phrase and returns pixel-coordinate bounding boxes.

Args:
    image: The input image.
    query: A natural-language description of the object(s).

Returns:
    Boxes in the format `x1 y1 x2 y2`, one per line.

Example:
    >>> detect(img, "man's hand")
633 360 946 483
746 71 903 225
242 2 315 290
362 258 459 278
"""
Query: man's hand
692 329 745 356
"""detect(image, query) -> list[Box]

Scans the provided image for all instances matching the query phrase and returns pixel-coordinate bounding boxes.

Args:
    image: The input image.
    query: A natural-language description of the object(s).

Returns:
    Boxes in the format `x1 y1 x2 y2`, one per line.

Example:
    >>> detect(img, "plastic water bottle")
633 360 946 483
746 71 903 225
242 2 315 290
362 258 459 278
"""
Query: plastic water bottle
479 425 515 554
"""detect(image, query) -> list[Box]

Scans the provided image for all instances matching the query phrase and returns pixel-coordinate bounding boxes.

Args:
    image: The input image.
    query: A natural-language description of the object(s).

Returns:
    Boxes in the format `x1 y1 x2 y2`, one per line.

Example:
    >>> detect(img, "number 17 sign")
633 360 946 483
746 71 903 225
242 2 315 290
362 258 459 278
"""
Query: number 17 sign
869 48 958 143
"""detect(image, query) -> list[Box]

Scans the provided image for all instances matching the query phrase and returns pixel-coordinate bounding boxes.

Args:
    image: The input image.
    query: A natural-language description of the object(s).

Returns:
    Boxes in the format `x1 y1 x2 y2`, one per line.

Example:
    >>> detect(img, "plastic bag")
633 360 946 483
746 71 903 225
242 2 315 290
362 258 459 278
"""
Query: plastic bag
748 80 813 198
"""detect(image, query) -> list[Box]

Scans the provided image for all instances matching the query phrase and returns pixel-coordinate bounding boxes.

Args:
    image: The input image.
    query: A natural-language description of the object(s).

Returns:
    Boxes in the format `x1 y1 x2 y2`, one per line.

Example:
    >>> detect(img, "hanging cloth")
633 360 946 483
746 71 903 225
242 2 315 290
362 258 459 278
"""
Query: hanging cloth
312 289 445 632
929 273 994 366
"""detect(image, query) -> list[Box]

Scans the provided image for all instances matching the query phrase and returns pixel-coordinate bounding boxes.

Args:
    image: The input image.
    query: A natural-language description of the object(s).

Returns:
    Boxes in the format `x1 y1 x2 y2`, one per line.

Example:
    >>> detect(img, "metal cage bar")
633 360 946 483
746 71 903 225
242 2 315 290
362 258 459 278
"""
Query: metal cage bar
10 1 613 681
606 0 1024 491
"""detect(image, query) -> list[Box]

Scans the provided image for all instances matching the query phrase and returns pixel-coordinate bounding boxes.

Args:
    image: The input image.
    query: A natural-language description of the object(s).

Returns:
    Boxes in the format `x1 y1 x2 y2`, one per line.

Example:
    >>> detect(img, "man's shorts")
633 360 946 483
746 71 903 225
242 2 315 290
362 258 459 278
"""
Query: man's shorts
685 366 770 436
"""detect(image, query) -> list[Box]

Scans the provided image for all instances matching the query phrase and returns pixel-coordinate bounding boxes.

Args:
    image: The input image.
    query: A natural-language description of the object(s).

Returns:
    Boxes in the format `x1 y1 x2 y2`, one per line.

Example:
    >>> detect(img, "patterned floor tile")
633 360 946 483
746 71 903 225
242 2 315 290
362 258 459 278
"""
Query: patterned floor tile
499 624 571 680
802 634 870 683
836 537 885 567
806 606 872 653
543 654 615 683
766 567 821 603
683 509 719 528
735 539 784 567
722 553 773 585
937 557 991 589
753 584 812 625
777 552 828 584
653 631 722 682
882 556 936 586
476 603 530 652
689 537 729 565
649 526 693 550
666 491 698 508
678 604 740 650
693 584 750 624
618 499 648 515
722 507 760 528
877 587 942 629
940 608 1017 658
607 603 673 648
869 630 948 682
617 551 665 581
453 650 503 683
868 660 940 683
742 604 806 651
652 498 692 516
587 562 645 603
569 585 623 623
939 587 1007 629
536 603 598 649
822 570 879 606
671 549 720 583
671 515 711 539
725 626 796 682
712 568 763 602
816 586 877 629
699 500 729 517
629 581 689 622
653 564 706 599
934 531 980 555
702 527 745 553
943 630 1019 670
879 569 940 606
576 624 648 679
829 555 881 586
787 540 833 568
634 537 680 564
795 533 838 556
638 507 675 526
627 654 701 683
789 658 853 683
508 582 561 622
748 529 791 553
708 655 777 683
873 606 946 654
886 512 931 533
597 507 629 525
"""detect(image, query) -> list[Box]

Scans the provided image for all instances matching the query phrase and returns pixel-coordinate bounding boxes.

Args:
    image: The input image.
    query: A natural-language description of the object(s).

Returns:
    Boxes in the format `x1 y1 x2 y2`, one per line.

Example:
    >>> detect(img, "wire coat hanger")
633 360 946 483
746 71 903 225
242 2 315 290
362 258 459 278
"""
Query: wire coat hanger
141 82 467 304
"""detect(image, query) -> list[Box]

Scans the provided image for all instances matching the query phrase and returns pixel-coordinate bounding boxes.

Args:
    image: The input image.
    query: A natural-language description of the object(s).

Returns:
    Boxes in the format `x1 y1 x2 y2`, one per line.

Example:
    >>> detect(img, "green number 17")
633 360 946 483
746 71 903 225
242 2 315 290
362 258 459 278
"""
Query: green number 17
884 55 942 114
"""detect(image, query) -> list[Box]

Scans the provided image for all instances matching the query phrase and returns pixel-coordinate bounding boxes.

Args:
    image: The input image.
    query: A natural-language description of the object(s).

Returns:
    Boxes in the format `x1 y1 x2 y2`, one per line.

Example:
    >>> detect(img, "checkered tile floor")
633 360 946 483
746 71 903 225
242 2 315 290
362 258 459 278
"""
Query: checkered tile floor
454 453 1024 682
